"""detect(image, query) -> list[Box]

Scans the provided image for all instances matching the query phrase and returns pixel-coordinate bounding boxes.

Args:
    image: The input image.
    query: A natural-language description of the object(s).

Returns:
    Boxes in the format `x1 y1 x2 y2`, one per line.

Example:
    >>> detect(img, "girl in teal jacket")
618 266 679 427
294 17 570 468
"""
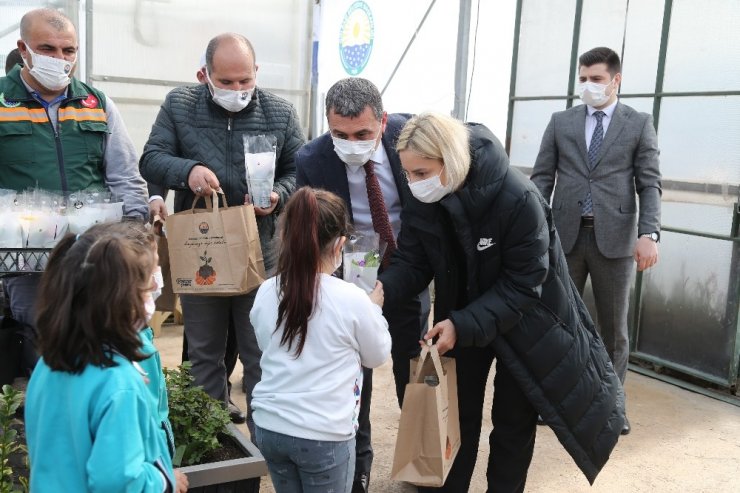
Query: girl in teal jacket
25 222 187 492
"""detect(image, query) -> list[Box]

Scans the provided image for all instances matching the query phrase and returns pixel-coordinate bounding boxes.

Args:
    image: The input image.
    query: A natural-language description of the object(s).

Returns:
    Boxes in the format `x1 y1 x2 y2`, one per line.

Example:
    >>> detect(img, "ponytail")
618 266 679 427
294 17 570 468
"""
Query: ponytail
276 187 349 356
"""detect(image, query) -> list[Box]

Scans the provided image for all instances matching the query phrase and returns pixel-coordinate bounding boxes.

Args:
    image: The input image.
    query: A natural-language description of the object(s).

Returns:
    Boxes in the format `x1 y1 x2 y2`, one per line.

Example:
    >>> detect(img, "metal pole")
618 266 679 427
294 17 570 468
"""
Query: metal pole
452 0 472 120
85 0 93 85
566 0 584 109
504 0 523 154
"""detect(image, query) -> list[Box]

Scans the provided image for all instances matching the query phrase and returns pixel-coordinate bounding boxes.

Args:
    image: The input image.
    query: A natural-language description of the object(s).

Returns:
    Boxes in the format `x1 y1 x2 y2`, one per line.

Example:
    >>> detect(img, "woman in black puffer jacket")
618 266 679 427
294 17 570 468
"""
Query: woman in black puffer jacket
379 112 624 493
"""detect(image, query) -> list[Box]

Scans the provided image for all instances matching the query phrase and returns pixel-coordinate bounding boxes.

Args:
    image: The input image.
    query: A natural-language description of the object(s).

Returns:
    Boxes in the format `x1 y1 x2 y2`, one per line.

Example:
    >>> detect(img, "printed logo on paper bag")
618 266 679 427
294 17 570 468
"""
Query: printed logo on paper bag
445 436 452 460
195 250 216 285
198 221 210 234
339 1 374 75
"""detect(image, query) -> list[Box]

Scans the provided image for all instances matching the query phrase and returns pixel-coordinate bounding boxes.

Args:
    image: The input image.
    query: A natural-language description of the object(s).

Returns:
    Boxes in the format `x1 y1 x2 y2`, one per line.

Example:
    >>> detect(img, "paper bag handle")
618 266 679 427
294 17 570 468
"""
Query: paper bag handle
152 214 165 237
413 341 445 384
189 190 230 213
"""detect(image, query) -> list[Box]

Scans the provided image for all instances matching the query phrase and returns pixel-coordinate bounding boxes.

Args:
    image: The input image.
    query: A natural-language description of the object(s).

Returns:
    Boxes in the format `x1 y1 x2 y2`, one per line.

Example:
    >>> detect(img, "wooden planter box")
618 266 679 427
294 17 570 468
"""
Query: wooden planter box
180 423 267 492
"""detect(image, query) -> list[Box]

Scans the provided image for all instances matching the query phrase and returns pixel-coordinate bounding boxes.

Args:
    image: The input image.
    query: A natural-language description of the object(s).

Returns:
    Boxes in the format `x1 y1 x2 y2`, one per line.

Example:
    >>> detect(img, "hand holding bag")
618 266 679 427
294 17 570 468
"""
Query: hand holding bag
391 342 461 486
166 191 265 295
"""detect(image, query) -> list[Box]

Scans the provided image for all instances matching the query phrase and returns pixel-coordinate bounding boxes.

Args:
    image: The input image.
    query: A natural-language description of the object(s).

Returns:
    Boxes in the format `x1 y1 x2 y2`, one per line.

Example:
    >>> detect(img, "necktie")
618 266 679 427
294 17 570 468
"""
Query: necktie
363 160 397 268
582 110 605 216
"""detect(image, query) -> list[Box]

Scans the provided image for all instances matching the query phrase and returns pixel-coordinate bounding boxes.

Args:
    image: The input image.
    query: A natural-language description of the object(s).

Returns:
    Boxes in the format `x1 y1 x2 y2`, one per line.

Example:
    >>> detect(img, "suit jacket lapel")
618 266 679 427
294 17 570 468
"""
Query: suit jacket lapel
592 102 627 170
319 138 354 220
573 106 589 171
382 132 407 205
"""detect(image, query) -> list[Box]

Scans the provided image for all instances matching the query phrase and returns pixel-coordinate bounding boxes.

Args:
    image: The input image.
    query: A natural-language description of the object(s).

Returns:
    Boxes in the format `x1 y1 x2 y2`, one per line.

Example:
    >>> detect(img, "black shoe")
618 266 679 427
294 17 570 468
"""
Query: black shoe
352 472 370 493
621 416 631 435
536 415 546 426
228 399 246 424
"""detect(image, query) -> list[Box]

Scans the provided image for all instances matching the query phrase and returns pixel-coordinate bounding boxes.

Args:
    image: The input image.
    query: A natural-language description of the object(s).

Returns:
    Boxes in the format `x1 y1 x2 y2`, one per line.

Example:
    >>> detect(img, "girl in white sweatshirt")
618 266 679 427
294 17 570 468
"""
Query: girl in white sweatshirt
250 187 391 493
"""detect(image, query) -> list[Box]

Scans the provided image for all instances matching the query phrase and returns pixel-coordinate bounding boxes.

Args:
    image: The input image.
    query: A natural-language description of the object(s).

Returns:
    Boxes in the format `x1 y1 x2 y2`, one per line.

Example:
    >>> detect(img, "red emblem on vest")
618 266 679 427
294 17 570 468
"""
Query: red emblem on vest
81 94 98 108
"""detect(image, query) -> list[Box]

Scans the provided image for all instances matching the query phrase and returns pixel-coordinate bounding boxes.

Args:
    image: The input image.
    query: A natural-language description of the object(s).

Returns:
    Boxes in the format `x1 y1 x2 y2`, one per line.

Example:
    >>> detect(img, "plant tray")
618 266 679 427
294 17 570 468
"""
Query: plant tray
0 248 52 274
180 423 267 493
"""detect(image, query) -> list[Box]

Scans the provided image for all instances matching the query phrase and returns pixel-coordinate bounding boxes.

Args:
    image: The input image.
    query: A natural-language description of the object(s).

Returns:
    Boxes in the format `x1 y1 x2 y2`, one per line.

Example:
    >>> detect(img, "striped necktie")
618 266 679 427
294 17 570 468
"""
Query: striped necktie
363 160 397 268
581 110 605 216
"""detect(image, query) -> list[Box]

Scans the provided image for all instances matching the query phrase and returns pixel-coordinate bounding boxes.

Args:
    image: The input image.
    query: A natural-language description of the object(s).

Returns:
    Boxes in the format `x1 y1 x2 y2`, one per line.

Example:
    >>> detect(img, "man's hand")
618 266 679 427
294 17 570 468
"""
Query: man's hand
253 191 279 216
149 198 168 222
422 319 457 355
633 236 659 271
174 469 189 492
188 165 220 196
368 281 384 307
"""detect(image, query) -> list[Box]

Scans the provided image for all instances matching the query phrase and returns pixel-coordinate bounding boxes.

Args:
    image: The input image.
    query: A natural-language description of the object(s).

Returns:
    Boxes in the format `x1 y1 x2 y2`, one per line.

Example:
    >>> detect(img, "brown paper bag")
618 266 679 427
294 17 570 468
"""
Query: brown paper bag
391 343 460 487
166 191 265 295
152 215 177 312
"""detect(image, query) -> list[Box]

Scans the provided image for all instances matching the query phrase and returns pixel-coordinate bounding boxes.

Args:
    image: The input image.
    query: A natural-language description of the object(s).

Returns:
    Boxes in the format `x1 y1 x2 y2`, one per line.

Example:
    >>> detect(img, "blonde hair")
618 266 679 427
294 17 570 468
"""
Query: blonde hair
396 112 471 191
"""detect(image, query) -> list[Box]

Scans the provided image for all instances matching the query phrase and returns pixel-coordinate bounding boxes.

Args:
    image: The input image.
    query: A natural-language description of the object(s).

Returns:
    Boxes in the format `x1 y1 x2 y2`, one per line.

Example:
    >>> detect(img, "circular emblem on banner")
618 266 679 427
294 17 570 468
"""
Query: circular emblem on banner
339 1 374 76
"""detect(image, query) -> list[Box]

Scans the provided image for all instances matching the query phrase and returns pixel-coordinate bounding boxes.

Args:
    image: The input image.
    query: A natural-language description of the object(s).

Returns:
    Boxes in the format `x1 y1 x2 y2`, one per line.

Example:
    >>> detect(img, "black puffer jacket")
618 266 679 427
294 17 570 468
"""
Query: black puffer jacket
380 123 624 483
140 85 304 271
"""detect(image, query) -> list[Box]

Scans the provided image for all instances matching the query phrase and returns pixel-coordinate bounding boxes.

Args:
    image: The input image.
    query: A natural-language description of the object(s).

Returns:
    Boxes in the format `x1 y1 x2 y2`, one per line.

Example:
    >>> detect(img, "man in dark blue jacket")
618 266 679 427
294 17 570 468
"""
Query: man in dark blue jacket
295 77 429 493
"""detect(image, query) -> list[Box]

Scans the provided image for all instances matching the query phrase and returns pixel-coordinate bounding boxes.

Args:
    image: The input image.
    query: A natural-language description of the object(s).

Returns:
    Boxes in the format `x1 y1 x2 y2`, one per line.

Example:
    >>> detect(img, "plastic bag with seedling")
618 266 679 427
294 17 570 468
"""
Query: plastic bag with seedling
342 233 386 293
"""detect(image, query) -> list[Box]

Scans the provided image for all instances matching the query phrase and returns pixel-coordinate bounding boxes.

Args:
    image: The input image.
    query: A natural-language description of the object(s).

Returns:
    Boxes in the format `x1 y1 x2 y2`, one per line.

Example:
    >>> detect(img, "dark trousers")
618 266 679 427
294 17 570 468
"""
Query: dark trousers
2 274 42 376
182 315 239 394
420 346 537 493
355 290 430 477
565 225 634 383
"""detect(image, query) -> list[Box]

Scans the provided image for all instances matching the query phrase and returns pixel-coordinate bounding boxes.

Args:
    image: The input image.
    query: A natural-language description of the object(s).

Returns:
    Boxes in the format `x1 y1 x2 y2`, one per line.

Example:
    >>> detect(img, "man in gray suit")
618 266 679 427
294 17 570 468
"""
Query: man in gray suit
531 46 661 435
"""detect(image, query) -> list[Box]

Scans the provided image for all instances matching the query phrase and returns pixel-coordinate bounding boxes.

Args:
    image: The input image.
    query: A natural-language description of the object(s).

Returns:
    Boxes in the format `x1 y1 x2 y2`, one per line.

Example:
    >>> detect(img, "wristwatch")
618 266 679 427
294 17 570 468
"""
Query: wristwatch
640 232 660 242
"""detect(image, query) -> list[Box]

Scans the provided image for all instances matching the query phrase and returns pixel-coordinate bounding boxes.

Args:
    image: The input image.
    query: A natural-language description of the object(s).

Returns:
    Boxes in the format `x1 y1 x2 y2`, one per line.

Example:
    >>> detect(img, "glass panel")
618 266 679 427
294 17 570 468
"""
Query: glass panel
509 100 567 169
90 0 310 92
658 96 740 185
661 201 735 236
465 0 517 136
378 1 459 116
577 0 628 65
663 0 740 92
620 0 664 94
636 229 737 381
114 103 164 155
515 0 576 97
618 96 654 115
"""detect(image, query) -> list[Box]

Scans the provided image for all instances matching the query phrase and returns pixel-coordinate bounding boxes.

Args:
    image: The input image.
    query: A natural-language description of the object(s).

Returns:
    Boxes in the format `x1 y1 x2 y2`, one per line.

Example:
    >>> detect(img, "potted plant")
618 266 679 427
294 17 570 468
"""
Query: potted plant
0 384 28 493
164 363 267 492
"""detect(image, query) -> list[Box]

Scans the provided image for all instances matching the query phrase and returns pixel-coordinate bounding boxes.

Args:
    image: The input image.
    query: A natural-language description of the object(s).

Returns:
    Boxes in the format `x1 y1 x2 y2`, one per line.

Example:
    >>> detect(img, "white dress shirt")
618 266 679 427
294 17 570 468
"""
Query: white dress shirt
585 99 618 150
346 142 402 240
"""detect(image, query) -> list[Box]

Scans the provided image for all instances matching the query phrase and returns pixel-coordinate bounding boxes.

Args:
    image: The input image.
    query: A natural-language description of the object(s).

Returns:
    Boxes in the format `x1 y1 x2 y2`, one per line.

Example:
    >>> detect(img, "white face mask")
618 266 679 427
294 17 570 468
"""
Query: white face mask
22 43 75 91
578 80 614 107
206 70 253 113
408 170 453 203
332 132 379 168
144 267 165 322
333 237 343 272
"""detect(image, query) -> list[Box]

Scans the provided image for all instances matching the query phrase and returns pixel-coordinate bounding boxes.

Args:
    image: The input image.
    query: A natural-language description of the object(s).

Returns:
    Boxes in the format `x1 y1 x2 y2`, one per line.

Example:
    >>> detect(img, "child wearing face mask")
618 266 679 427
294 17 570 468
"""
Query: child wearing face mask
138 265 178 461
24 222 188 493
249 187 391 493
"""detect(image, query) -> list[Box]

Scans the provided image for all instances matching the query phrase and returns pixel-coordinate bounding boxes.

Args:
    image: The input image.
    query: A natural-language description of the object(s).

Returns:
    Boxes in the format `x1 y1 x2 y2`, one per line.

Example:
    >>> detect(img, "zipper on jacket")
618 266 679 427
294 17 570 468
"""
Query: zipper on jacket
226 116 233 202
44 106 69 194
